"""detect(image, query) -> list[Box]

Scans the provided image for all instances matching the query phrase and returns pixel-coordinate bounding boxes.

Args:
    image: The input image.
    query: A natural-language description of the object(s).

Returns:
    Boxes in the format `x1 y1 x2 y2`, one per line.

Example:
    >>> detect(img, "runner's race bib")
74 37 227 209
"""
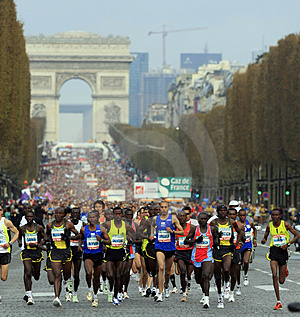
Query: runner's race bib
111 235 124 247
25 232 38 245
245 231 252 243
87 236 99 250
178 236 188 248
220 227 231 241
51 228 64 241
158 230 171 243
0 232 5 248
70 232 79 247
196 235 209 248
273 234 286 247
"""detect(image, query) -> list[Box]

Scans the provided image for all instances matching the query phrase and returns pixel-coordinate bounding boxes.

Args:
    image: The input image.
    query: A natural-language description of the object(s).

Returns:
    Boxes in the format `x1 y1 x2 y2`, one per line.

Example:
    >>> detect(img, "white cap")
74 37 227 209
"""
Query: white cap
229 200 239 207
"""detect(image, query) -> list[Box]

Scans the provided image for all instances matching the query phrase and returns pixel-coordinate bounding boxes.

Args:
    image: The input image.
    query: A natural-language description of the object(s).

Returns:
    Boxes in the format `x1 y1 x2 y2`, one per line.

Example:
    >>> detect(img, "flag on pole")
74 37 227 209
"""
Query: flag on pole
44 191 53 202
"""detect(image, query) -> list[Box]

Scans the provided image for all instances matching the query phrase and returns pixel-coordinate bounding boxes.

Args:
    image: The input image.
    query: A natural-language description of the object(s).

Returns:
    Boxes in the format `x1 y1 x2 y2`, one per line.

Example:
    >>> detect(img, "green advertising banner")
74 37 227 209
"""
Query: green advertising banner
157 177 191 198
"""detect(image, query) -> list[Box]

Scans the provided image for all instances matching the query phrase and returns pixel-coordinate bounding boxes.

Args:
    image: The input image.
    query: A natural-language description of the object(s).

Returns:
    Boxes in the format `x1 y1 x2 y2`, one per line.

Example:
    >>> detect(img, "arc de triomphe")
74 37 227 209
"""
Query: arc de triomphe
26 31 134 142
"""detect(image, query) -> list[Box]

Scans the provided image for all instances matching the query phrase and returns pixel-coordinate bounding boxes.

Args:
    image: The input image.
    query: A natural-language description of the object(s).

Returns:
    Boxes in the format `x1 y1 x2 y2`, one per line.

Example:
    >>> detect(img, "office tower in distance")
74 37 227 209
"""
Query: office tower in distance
180 53 222 72
129 52 149 127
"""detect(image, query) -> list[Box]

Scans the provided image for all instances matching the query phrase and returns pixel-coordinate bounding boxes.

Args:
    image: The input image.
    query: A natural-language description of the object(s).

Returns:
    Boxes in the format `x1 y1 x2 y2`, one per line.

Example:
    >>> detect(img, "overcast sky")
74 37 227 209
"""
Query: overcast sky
14 0 300 141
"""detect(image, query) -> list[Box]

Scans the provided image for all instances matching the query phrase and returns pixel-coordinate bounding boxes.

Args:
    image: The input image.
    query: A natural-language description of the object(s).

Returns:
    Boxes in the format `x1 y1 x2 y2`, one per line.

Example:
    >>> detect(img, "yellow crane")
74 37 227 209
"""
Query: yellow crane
148 25 207 67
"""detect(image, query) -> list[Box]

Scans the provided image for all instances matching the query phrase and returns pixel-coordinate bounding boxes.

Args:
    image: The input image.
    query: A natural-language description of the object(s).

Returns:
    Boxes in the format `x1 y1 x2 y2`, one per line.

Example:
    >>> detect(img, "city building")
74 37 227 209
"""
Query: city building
141 67 177 122
180 53 222 72
143 103 169 127
129 52 149 127
168 60 245 127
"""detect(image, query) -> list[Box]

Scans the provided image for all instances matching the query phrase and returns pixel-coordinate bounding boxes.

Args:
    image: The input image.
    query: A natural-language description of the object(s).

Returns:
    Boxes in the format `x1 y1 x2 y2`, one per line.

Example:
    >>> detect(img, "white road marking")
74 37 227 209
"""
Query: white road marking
254 285 289 291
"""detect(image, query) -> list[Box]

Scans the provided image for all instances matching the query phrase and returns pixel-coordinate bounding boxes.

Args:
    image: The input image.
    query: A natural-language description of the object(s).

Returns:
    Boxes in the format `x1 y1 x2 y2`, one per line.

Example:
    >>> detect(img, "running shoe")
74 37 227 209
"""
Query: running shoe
156 293 163 302
145 288 151 297
117 292 124 302
113 297 120 305
103 283 109 295
286 267 289 278
217 297 224 309
87 290 93 301
151 288 156 297
223 286 230 299
243 276 249 286
23 293 28 302
180 287 183 294
124 292 130 299
203 297 210 309
200 296 205 304
73 294 79 303
108 292 113 303
236 286 242 296
138 286 142 293
165 288 170 298
274 301 283 310
142 289 146 297
180 295 187 302
27 296 35 305
65 292 72 302
53 297 62 307
92 297 98 307
172 286 178 294
228 291 235 302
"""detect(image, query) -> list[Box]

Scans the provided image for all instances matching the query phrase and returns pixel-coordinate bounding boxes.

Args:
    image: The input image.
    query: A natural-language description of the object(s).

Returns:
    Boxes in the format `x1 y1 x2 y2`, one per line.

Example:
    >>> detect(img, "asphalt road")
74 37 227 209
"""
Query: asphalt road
1 229 300 317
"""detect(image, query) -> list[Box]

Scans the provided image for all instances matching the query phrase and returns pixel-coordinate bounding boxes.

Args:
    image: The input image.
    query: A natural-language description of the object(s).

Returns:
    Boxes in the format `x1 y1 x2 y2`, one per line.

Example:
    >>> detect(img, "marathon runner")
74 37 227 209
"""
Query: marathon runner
174 211 194 302
210 204 242 308
185 212 213 309
0 204 19 303
261 208 300 310
67 207 85 302
150 201 184 302
238 208 257 289
228 207 244 302
102 206 133 305
79 210 110 307
19 210 45 305
44 207 79 307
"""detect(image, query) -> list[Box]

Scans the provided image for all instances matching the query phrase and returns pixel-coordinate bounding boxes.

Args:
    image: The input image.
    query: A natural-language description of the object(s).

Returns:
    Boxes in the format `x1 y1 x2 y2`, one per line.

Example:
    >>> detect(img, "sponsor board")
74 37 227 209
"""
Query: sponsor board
134 182 158 199
107 189 126 202
158 177 191 198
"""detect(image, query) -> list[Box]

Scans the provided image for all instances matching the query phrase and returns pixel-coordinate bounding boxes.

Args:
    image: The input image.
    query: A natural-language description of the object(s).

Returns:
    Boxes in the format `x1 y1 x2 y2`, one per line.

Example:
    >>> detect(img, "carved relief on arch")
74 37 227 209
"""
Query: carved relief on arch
55 72 96 94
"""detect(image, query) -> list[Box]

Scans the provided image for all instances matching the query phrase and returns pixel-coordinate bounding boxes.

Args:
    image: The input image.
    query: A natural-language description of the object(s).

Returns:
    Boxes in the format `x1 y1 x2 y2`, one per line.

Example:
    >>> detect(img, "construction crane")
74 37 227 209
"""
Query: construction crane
148 25 207 67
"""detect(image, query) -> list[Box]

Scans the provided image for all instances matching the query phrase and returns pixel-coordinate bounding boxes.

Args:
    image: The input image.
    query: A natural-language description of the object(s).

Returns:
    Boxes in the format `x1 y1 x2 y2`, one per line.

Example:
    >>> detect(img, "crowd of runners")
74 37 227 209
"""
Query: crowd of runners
0 198 299 311
0 143 299 311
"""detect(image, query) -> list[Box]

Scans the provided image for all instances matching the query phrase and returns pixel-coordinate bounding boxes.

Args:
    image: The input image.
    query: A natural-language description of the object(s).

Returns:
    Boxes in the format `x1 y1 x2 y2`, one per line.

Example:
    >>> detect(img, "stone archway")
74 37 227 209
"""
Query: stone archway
26 31 133 142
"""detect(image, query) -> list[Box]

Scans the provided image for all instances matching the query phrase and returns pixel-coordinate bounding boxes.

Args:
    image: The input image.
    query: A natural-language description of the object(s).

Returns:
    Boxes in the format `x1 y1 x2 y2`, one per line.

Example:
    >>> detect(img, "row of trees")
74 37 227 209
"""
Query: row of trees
0 0 44 194
110 33 300 206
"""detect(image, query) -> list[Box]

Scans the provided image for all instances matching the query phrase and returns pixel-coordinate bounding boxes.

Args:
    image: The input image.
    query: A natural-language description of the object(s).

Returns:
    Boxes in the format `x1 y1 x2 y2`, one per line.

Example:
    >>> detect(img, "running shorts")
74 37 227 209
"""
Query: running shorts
83 252 103 267
231 249 241 265
105 248 126 262
213 246 232 262
174 249 193 266
267 246 289 266
21 249 44 263
71 246 83 261
155 249 175 259
49 249 72 264
0 253 11 265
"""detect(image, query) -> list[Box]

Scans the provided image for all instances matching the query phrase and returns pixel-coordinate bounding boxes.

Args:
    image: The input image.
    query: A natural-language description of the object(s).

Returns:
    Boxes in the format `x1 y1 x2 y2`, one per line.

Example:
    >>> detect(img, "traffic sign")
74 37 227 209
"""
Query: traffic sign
263 192 269 199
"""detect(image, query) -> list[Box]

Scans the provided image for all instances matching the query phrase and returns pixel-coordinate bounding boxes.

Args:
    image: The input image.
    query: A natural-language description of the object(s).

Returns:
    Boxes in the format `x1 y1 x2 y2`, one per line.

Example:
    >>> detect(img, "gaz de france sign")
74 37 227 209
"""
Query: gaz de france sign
157 177 191 198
